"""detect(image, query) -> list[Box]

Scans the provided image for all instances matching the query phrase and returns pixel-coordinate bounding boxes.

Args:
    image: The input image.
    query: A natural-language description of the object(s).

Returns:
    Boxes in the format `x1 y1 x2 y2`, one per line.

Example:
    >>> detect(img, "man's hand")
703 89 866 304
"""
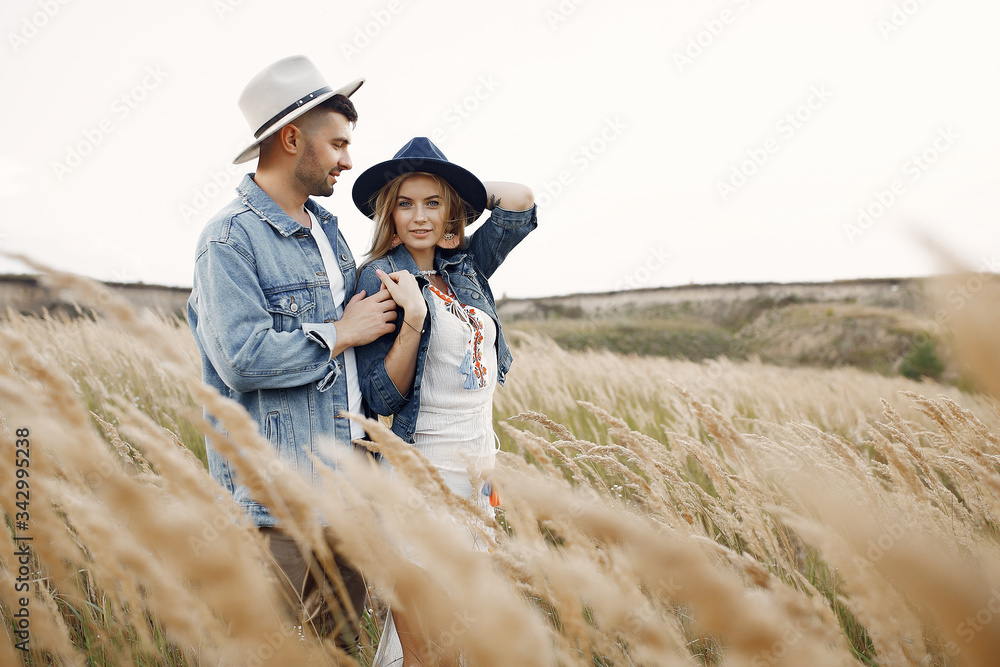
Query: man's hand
330 289 397 357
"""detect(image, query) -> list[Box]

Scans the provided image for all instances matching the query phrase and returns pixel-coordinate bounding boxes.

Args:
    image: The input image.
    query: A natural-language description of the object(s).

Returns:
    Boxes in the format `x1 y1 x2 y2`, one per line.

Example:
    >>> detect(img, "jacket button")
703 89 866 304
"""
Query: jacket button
316 271 326 277
473 292 480 299
290 302 299 312
341 253 348 261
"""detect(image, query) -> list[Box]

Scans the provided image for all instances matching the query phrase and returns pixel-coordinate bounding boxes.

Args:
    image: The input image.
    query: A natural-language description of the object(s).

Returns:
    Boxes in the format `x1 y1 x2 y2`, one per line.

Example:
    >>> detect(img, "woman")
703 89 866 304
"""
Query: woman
352 137 535 665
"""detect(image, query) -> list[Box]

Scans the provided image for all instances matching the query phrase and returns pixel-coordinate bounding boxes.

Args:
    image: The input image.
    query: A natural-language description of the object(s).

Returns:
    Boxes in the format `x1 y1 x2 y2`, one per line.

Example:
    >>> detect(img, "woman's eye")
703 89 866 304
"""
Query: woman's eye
427 200 440 207
397 201 411 208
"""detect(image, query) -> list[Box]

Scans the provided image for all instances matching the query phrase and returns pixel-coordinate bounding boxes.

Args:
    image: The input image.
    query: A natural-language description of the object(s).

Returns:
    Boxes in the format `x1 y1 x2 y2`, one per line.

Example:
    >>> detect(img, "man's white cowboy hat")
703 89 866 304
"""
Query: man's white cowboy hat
233 55 363 165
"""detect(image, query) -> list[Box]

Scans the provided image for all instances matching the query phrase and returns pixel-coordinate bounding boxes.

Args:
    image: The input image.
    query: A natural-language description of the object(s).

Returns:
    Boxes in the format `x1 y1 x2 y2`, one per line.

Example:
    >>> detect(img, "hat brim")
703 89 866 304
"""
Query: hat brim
233 78 364 165
352 157 487 224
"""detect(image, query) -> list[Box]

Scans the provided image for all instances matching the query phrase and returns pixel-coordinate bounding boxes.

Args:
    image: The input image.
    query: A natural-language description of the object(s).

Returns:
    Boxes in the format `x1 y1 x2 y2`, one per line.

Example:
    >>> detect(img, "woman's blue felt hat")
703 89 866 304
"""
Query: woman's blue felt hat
352 137 487 223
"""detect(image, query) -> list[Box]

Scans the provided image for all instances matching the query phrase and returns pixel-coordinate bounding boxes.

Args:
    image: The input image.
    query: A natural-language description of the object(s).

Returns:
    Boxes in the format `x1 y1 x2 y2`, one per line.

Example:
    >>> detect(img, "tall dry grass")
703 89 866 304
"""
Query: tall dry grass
1 266 999 666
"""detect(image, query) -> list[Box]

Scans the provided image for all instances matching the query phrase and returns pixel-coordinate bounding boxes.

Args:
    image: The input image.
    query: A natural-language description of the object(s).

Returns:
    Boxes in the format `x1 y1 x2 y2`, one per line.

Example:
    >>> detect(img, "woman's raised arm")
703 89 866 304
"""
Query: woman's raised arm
483 181 534 212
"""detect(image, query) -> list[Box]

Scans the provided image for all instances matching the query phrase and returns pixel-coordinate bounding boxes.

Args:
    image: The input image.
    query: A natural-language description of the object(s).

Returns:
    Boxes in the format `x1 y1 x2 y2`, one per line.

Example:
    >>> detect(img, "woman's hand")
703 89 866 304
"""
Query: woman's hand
376 269 427 327
374 268 426 396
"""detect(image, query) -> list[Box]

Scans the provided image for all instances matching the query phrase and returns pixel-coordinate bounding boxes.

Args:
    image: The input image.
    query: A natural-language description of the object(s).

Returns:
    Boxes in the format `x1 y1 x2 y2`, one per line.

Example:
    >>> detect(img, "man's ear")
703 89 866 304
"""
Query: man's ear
277 123 302 155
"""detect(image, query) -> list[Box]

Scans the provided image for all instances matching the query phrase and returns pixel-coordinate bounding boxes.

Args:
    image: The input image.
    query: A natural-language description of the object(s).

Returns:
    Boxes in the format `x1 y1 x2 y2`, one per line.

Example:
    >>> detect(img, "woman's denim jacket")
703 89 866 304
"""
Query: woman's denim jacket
187 174 361 527
354 205 537 443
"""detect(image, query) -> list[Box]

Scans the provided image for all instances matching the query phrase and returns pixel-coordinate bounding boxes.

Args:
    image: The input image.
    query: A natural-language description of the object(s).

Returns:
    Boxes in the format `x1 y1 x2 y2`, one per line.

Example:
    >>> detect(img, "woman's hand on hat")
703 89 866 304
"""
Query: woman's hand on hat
375 269 427 323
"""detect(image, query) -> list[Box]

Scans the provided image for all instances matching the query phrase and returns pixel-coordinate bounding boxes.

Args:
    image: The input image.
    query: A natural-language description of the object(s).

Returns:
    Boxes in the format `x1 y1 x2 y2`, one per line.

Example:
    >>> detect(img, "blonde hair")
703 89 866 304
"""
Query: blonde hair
364 172 473 263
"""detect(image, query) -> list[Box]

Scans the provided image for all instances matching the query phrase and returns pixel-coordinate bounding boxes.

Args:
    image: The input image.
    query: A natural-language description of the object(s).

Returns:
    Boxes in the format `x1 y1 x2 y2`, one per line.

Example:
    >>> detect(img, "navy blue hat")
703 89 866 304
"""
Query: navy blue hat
352 137 487 223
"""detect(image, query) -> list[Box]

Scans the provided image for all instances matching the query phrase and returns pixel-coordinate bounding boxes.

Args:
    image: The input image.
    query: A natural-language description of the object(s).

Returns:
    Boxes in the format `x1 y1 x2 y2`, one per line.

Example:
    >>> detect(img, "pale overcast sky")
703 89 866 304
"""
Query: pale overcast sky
1 0 998 298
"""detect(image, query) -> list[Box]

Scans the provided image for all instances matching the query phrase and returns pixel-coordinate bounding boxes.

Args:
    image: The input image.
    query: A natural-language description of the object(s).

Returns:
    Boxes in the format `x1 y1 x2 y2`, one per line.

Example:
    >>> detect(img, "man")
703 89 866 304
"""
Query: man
186 55 395 647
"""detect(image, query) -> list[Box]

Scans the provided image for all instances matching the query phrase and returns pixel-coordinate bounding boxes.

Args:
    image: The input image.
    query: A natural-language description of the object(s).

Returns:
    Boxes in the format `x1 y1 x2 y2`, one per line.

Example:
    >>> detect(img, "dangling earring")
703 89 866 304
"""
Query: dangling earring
437 232 459 249
390 233 402 249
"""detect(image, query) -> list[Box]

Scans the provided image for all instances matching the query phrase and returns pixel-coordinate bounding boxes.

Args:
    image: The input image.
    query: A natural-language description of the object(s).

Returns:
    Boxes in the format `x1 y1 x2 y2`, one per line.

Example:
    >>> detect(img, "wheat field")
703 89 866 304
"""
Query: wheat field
2 269 1000 666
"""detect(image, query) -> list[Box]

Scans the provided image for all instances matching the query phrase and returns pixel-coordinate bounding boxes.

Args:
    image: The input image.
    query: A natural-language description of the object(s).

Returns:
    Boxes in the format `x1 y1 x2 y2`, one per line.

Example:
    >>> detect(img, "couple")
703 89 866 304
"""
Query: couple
186 55 535 663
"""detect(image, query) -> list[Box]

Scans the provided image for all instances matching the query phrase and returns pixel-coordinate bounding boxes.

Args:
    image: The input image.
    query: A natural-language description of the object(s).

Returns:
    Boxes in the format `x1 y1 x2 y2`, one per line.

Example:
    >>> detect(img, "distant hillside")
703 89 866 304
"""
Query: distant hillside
0 273 966 381
498 277 959 381
1 275 924 319
0 274 191 317
497 277 923 324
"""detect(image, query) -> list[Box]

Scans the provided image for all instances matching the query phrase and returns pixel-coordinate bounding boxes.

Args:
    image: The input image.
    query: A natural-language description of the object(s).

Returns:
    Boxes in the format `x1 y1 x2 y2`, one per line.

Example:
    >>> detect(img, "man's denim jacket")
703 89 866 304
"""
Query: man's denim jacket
354 205 537 443
187 174 359 527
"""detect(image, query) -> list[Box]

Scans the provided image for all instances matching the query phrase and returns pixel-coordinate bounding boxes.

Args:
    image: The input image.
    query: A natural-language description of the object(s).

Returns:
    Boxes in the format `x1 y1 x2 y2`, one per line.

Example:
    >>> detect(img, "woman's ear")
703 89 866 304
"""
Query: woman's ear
437 222 460 249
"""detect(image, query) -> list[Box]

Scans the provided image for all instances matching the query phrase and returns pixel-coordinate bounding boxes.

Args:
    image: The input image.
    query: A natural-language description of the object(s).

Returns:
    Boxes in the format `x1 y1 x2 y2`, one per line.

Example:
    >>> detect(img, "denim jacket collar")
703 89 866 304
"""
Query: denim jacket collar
236 173 335 238
385 244 465 275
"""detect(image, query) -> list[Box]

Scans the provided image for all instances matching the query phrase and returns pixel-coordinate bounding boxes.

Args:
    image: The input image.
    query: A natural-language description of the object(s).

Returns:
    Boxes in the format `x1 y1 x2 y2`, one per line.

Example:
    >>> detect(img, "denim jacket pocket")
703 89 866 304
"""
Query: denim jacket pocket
450 271 486 303
264 410 280 444
265 287 316 332
264 409 297 466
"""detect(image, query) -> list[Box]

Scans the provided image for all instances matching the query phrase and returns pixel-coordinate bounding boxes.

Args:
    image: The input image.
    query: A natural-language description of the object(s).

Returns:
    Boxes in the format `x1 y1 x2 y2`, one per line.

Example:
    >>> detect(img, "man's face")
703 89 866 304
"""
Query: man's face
293 111 353 198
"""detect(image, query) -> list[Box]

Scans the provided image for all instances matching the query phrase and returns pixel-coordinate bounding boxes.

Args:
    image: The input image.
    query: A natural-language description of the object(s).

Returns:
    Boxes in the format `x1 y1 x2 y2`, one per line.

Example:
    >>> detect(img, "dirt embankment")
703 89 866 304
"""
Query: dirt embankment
0 274 191 317
499 278 956 377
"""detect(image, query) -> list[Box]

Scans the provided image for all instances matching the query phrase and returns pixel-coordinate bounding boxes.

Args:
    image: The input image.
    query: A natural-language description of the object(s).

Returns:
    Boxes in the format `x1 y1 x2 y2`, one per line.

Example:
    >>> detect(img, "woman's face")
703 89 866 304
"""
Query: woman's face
392 174 448 256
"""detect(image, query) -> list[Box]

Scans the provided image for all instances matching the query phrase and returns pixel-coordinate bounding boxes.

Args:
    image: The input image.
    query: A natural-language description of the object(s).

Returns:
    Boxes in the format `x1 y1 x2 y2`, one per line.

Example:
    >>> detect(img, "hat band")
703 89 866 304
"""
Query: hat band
254 86 332 138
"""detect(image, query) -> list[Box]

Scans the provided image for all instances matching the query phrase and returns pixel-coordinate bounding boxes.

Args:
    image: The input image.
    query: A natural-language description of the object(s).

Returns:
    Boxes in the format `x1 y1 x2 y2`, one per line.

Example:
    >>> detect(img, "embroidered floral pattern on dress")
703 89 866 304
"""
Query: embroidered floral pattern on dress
427 283 488 390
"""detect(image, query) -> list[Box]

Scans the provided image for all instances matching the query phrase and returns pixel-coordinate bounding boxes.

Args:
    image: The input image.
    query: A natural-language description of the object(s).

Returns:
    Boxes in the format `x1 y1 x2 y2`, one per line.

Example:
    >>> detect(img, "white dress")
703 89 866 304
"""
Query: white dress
413 282 498 513
374 283 499 666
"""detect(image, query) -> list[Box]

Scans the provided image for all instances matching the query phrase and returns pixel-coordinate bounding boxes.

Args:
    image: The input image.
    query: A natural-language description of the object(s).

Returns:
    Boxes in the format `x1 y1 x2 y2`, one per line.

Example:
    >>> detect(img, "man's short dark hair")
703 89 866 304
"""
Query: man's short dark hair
260 93 359 155
317 93 358 125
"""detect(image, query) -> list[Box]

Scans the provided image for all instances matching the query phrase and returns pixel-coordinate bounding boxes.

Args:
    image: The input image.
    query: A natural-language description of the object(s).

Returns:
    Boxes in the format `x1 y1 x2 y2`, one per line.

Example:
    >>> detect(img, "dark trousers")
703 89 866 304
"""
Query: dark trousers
260 527 368 653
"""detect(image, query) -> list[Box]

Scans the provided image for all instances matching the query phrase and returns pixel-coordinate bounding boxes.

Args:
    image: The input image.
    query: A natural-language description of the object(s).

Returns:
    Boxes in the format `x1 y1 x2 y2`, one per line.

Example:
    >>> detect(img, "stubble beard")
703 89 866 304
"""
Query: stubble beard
295 139 335 198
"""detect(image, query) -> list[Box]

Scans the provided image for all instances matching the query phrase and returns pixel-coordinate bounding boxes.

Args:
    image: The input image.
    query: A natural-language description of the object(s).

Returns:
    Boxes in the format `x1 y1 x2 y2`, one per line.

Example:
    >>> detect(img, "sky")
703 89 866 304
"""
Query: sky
1 0 998 299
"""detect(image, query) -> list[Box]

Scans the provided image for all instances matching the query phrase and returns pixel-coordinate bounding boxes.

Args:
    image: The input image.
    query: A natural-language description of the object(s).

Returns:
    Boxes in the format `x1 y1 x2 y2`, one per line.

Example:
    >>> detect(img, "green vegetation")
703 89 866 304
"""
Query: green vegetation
900 336 945 381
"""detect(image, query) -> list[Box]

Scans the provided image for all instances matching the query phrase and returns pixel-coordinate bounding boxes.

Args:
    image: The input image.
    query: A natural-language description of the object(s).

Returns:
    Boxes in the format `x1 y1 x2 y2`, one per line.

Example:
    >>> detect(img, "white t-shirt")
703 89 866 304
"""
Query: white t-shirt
307 209 364 440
